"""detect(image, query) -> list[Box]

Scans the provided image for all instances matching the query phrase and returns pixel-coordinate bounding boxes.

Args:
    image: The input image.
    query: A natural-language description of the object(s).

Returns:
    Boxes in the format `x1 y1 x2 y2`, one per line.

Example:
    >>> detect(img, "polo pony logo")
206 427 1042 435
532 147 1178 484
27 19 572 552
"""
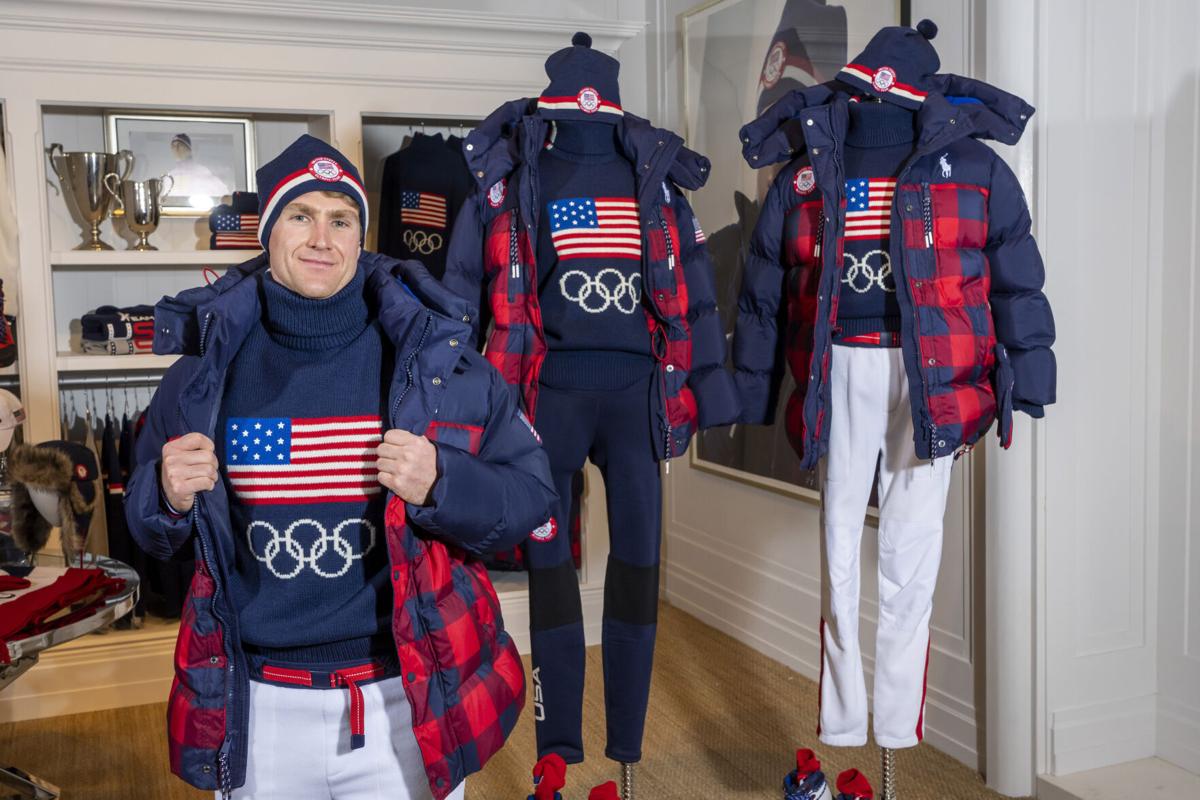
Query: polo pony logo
939 153 952 178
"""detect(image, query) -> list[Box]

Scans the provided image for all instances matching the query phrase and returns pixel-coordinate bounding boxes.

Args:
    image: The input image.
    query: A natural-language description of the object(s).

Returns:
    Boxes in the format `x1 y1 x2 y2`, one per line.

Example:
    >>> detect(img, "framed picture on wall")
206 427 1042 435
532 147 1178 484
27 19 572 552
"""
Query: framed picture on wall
682 0 908 503
105 113 256 216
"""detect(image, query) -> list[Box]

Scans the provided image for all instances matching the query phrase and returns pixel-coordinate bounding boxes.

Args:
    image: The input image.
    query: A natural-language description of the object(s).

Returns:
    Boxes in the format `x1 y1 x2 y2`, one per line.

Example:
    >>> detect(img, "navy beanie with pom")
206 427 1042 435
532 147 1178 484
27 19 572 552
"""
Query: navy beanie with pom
256 134 369 249
537 31 623 121
837 19 940 109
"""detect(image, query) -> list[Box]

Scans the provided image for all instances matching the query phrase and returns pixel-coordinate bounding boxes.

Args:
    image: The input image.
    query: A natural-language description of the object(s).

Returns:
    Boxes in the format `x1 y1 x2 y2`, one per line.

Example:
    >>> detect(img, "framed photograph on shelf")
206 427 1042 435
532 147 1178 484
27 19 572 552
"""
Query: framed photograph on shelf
105 113 255 216
682 0 907 503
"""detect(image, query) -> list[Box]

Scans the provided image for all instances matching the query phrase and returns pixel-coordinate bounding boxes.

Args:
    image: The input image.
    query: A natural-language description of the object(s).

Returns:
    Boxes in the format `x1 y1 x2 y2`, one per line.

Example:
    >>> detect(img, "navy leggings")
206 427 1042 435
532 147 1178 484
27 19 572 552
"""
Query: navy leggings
525 373 662 765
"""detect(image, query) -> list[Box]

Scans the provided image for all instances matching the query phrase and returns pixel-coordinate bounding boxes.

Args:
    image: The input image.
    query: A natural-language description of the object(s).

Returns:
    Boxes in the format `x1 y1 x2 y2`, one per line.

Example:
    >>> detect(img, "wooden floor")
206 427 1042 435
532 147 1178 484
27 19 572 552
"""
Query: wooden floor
1 603 1025 799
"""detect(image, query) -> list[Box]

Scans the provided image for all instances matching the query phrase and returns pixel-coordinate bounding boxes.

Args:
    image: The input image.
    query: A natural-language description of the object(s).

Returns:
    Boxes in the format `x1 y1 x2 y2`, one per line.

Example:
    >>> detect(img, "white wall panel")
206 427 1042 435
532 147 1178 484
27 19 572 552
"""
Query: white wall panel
1154 0 1200 779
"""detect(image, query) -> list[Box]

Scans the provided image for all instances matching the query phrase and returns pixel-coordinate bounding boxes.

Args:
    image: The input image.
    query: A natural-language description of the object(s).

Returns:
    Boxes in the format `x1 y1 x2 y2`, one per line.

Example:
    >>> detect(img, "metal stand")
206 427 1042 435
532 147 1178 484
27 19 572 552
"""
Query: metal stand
0 766 60 799
620 763 635 800
880 747 898 800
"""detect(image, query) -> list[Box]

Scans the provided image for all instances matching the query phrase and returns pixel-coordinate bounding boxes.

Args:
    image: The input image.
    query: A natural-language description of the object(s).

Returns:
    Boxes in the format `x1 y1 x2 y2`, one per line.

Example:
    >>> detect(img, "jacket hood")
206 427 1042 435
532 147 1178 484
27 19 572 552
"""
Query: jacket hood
462 98 712 193
153 252 471 357
739 74 1034 168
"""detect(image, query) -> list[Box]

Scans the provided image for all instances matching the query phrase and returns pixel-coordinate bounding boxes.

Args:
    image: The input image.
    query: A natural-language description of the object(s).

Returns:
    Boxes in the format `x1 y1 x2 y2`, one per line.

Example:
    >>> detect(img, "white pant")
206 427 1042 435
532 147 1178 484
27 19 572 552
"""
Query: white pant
818 345 954 749
220 675 466 800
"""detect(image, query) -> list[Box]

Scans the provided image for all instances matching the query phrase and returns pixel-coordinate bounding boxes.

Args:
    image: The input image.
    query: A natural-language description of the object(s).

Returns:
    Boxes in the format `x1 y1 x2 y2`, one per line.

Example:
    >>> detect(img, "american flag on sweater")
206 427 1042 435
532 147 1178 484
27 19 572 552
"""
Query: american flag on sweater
844 178 896 240
548 197 641 260
400 191 447 229
224 416 382 505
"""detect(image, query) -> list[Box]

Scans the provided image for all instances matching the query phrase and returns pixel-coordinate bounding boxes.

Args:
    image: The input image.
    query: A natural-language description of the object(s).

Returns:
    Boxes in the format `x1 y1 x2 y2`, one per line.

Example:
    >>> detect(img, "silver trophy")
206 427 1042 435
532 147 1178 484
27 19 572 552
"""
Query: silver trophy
47 144 134 251
104 175 174 251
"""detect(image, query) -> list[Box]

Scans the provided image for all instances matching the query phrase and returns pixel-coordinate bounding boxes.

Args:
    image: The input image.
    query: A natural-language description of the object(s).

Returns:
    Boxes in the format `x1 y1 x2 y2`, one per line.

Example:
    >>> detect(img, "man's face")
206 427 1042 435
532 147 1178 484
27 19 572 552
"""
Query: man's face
171 141 191 161
268 191 362 299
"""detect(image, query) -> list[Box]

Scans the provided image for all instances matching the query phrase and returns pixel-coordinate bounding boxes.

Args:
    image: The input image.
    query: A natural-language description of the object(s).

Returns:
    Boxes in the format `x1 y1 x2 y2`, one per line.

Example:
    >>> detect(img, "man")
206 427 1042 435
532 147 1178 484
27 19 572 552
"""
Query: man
127 134 556 799
167 132 230 201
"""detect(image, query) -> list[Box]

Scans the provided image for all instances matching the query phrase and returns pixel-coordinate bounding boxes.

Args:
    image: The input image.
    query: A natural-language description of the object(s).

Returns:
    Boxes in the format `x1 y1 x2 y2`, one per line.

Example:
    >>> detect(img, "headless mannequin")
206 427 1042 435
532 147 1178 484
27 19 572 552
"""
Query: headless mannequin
547 119 620 159
531 117 650 800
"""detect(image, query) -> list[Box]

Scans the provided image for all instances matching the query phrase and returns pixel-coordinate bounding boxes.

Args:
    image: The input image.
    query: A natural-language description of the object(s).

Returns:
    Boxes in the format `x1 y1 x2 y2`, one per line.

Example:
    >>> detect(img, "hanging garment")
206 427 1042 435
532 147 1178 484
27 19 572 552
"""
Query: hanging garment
82 412 109 558
101 414 142 625
377 132 475 280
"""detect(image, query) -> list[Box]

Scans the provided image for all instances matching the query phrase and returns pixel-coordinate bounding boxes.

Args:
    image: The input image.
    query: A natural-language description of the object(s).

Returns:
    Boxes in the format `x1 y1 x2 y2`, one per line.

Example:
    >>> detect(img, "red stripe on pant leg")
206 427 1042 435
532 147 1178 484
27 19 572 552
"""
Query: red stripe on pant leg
916 633 932 742
817 617 826 737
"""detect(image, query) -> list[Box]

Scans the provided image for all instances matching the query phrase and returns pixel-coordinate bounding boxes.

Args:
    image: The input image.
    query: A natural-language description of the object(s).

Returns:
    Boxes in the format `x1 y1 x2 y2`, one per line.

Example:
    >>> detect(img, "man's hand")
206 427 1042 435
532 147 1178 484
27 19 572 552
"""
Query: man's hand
377 429 438 505
160 433 218 514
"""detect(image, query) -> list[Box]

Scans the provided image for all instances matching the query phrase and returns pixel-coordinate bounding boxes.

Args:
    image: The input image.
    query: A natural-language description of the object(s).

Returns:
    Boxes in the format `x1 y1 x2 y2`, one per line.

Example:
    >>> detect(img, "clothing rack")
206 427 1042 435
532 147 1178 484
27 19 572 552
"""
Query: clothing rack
56 372 164 390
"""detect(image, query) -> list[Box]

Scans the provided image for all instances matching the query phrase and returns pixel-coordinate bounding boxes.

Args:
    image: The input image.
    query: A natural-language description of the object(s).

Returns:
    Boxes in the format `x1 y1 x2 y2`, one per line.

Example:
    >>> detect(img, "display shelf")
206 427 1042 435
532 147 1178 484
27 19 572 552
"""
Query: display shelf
51 250 258 267
56 353 178 372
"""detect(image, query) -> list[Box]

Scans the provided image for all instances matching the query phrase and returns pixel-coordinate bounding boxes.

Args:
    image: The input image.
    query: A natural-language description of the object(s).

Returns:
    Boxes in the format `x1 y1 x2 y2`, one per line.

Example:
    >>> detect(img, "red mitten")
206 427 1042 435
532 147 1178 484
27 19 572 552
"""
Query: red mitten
588 781 620 800
836 768 874 799
532 753 567 800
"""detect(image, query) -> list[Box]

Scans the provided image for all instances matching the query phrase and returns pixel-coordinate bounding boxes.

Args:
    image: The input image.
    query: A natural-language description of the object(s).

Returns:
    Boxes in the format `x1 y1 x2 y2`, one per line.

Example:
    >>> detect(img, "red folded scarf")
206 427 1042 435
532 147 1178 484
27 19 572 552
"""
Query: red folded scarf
0 568 126 662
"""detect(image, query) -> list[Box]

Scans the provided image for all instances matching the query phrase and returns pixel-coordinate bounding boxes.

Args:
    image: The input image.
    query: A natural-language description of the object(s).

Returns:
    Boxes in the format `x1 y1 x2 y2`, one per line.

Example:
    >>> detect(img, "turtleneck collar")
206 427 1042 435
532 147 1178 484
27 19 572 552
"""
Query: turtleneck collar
845 101 917 147
261 264 370 351
545 120 621 164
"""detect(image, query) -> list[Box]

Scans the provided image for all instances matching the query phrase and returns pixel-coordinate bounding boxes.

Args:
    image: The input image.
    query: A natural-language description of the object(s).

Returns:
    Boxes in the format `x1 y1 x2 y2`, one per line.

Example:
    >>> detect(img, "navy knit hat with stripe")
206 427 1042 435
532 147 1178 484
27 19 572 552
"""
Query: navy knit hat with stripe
538 32 623 121
755 0 848 117
836 19 940 110
256 134 369 249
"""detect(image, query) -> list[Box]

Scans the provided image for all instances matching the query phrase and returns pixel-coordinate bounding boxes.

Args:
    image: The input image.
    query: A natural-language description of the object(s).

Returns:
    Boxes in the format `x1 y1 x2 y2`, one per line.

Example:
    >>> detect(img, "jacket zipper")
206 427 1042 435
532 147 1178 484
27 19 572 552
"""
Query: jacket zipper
912 181 938 460
392 313 433 424
656 215 676 471
184 312 237 799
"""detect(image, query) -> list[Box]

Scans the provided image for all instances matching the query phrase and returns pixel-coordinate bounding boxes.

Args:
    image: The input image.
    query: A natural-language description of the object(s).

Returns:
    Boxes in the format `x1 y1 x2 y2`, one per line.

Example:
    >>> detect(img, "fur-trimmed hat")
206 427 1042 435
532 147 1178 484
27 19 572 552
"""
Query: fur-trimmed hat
8 441 98 563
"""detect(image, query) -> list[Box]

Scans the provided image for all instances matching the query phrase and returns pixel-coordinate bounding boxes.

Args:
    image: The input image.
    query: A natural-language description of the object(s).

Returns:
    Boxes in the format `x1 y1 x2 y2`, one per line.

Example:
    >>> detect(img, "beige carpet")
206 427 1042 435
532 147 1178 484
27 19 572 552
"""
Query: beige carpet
0 603 1025 799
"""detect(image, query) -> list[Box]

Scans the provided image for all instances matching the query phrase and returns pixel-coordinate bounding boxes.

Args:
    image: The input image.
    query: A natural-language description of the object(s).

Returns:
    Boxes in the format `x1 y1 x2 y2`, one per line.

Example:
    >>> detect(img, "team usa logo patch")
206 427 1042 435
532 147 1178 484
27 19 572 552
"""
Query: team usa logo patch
761 41 787 88
577 86 601 114
530 517 558 542
488 179 507 208
793 166 816 195
308 157 343 182
871 65 897 92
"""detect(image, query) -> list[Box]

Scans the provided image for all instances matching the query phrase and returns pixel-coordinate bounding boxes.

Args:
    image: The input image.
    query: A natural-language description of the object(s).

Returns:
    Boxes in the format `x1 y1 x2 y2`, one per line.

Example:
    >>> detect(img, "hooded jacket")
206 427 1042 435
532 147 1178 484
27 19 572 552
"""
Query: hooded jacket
442 99 741 461
125 252 557 798
733 71 1056 469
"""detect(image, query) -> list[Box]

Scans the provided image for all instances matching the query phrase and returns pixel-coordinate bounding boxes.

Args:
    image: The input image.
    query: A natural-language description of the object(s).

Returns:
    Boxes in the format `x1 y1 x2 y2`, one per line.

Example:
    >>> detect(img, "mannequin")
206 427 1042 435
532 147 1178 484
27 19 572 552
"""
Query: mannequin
443 31 740 800
531 111 654 800
734 20 1056 800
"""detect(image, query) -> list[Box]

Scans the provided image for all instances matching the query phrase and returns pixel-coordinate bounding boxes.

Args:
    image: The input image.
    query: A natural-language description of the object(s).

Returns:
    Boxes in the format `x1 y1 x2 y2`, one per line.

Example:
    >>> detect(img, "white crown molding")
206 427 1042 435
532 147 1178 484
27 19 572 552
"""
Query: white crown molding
0 55 544 95
0 0 647 58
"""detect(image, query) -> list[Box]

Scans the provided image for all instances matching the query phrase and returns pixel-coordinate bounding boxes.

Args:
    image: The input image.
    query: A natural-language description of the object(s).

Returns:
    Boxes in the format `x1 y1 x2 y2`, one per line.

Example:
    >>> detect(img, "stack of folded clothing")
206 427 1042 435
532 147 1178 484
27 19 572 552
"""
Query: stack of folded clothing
80 304 155 355
0 567 127 662
209 191 261 250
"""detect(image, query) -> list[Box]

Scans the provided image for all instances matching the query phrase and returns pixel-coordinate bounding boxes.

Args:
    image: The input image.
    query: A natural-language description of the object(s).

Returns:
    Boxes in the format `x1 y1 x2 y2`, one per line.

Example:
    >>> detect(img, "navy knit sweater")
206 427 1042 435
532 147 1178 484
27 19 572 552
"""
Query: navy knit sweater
217 266 395 666
836 101 915 345
536 121 653 390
